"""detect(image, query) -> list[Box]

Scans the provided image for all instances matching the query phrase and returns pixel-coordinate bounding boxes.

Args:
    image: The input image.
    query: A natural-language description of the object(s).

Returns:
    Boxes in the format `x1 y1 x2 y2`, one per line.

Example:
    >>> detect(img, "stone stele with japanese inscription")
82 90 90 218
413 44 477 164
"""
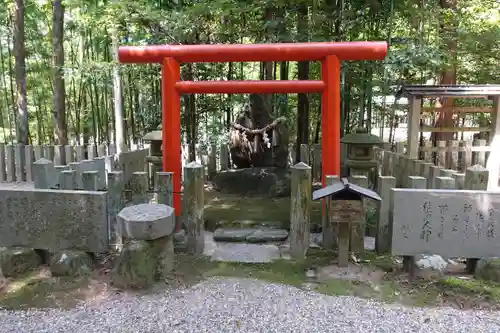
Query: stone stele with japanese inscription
392 189 500 258
0 188 108 252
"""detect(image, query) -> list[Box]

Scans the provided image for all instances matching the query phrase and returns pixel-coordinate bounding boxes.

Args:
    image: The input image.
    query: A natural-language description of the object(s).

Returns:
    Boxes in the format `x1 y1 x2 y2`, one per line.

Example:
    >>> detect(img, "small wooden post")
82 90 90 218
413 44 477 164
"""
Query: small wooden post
322 175 339 250
290 162 311 260
183 161 205 255
348 175 368 253
312 144 321 182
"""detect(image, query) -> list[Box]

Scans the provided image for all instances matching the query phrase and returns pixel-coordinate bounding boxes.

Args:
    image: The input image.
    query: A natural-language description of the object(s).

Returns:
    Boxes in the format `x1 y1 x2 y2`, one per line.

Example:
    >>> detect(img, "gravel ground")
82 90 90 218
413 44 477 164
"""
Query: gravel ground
0 277 499 333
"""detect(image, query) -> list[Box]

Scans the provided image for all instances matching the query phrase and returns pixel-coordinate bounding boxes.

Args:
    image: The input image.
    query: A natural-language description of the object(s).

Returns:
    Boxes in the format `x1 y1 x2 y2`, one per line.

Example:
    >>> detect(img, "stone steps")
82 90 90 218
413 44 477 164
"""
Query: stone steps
213 227 289 243
213 219 289 244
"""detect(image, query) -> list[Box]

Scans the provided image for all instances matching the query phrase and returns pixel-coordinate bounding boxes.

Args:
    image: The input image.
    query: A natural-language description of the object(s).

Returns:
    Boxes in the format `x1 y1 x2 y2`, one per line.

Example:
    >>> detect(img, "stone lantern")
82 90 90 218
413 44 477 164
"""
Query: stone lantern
143 125 163 186
340 127 383 178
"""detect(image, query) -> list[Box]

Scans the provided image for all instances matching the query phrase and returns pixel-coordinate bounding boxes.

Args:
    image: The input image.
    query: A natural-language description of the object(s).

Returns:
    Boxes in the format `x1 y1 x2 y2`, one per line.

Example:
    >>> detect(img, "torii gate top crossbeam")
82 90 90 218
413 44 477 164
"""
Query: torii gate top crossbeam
118 41 387 63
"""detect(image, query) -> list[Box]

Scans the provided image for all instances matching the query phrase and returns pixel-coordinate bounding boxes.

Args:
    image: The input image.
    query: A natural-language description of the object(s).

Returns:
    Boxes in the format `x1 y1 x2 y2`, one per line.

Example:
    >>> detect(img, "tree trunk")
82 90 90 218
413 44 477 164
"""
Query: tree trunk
111 24 126 153
52 0 67 145
434 0 457 142
295 3 309 162
13 0 28 144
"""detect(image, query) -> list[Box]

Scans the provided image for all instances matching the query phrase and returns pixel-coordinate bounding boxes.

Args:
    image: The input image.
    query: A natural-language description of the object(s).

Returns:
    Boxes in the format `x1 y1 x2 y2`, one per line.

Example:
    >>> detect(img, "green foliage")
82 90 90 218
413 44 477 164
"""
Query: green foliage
0 0 498 144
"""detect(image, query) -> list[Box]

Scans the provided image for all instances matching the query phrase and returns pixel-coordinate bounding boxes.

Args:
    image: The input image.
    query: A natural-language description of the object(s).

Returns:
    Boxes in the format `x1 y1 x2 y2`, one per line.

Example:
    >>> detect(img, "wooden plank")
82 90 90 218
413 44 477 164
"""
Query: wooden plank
422 107 493 113
420 126 491 133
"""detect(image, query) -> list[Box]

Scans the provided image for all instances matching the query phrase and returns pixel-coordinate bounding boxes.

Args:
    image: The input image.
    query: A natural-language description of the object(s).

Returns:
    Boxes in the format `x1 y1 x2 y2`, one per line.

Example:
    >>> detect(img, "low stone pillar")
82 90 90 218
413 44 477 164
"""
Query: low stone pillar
156 172 173 207
299 144 309 164
82 171 99 191
54 145 65 166
43 145 54 162
34 145 43 161
25 145 34 182
130 171 149 204
97 144 107 157
5 144 15 182
59 170 76 190
464 165 489 273
75 145 85 161
0 144 6 181
183 162 204 255
33 158 57 189
14 144 26 182
376 176 396 253
113 203 175 288
290 162 311 260
65 145 74 163
207 144 217 180
220 144 229 170
108 171 124 250
87 144 97 159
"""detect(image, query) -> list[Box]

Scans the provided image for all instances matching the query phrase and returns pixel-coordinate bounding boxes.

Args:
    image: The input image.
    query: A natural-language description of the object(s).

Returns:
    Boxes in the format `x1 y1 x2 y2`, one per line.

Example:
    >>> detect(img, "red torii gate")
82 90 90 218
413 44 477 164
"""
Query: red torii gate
118 42 388 219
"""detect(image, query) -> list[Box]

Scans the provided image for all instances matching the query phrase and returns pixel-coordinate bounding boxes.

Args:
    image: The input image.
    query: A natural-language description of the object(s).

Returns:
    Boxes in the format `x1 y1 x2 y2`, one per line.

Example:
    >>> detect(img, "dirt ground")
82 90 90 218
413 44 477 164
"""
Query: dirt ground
1 191 500 311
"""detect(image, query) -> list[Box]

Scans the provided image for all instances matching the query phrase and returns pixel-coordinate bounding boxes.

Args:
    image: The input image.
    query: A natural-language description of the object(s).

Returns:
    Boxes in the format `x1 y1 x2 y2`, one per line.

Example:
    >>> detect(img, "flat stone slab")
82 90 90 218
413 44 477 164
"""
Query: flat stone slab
211 243 280 263
246 229 289 243
119 203 175 240
217 220 283 229
213 228 256 242
213 228 288 243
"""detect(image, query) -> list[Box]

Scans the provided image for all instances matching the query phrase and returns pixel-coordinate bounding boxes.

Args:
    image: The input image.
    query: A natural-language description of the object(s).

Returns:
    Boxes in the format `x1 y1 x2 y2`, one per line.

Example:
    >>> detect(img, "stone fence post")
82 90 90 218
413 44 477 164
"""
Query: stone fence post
220 144 229 170
290 162 311 260
156 172 174 207
183 162 204 255
376 175 396 253
464 165 489 273
108 171 124 251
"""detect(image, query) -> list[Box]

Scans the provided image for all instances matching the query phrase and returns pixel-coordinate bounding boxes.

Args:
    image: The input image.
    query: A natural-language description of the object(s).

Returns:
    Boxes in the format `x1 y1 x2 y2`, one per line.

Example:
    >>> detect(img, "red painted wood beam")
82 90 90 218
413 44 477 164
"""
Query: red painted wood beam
175 80 325 94
119 41 387 64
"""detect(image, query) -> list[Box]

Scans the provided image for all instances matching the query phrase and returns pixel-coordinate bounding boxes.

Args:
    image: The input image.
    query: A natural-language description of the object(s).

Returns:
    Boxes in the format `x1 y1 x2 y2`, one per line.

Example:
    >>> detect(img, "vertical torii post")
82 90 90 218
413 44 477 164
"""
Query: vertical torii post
118 42 388 223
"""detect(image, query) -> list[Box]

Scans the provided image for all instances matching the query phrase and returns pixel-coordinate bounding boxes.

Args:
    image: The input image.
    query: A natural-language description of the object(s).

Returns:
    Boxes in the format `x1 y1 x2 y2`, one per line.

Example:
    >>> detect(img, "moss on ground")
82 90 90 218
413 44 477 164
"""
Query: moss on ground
204 190 322 231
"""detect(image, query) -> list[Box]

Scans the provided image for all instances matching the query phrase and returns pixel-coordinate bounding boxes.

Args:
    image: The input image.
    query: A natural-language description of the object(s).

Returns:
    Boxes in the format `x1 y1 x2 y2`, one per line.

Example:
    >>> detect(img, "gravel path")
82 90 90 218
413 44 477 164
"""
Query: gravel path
0 277 499 333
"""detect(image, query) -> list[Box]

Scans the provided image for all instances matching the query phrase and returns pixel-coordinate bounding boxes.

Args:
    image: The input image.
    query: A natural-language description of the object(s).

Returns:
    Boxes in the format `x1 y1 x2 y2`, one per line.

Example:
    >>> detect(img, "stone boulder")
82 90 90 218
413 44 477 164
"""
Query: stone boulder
50 251 93 277
0 247 41 277
475 258 500 282
212 167 290 197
